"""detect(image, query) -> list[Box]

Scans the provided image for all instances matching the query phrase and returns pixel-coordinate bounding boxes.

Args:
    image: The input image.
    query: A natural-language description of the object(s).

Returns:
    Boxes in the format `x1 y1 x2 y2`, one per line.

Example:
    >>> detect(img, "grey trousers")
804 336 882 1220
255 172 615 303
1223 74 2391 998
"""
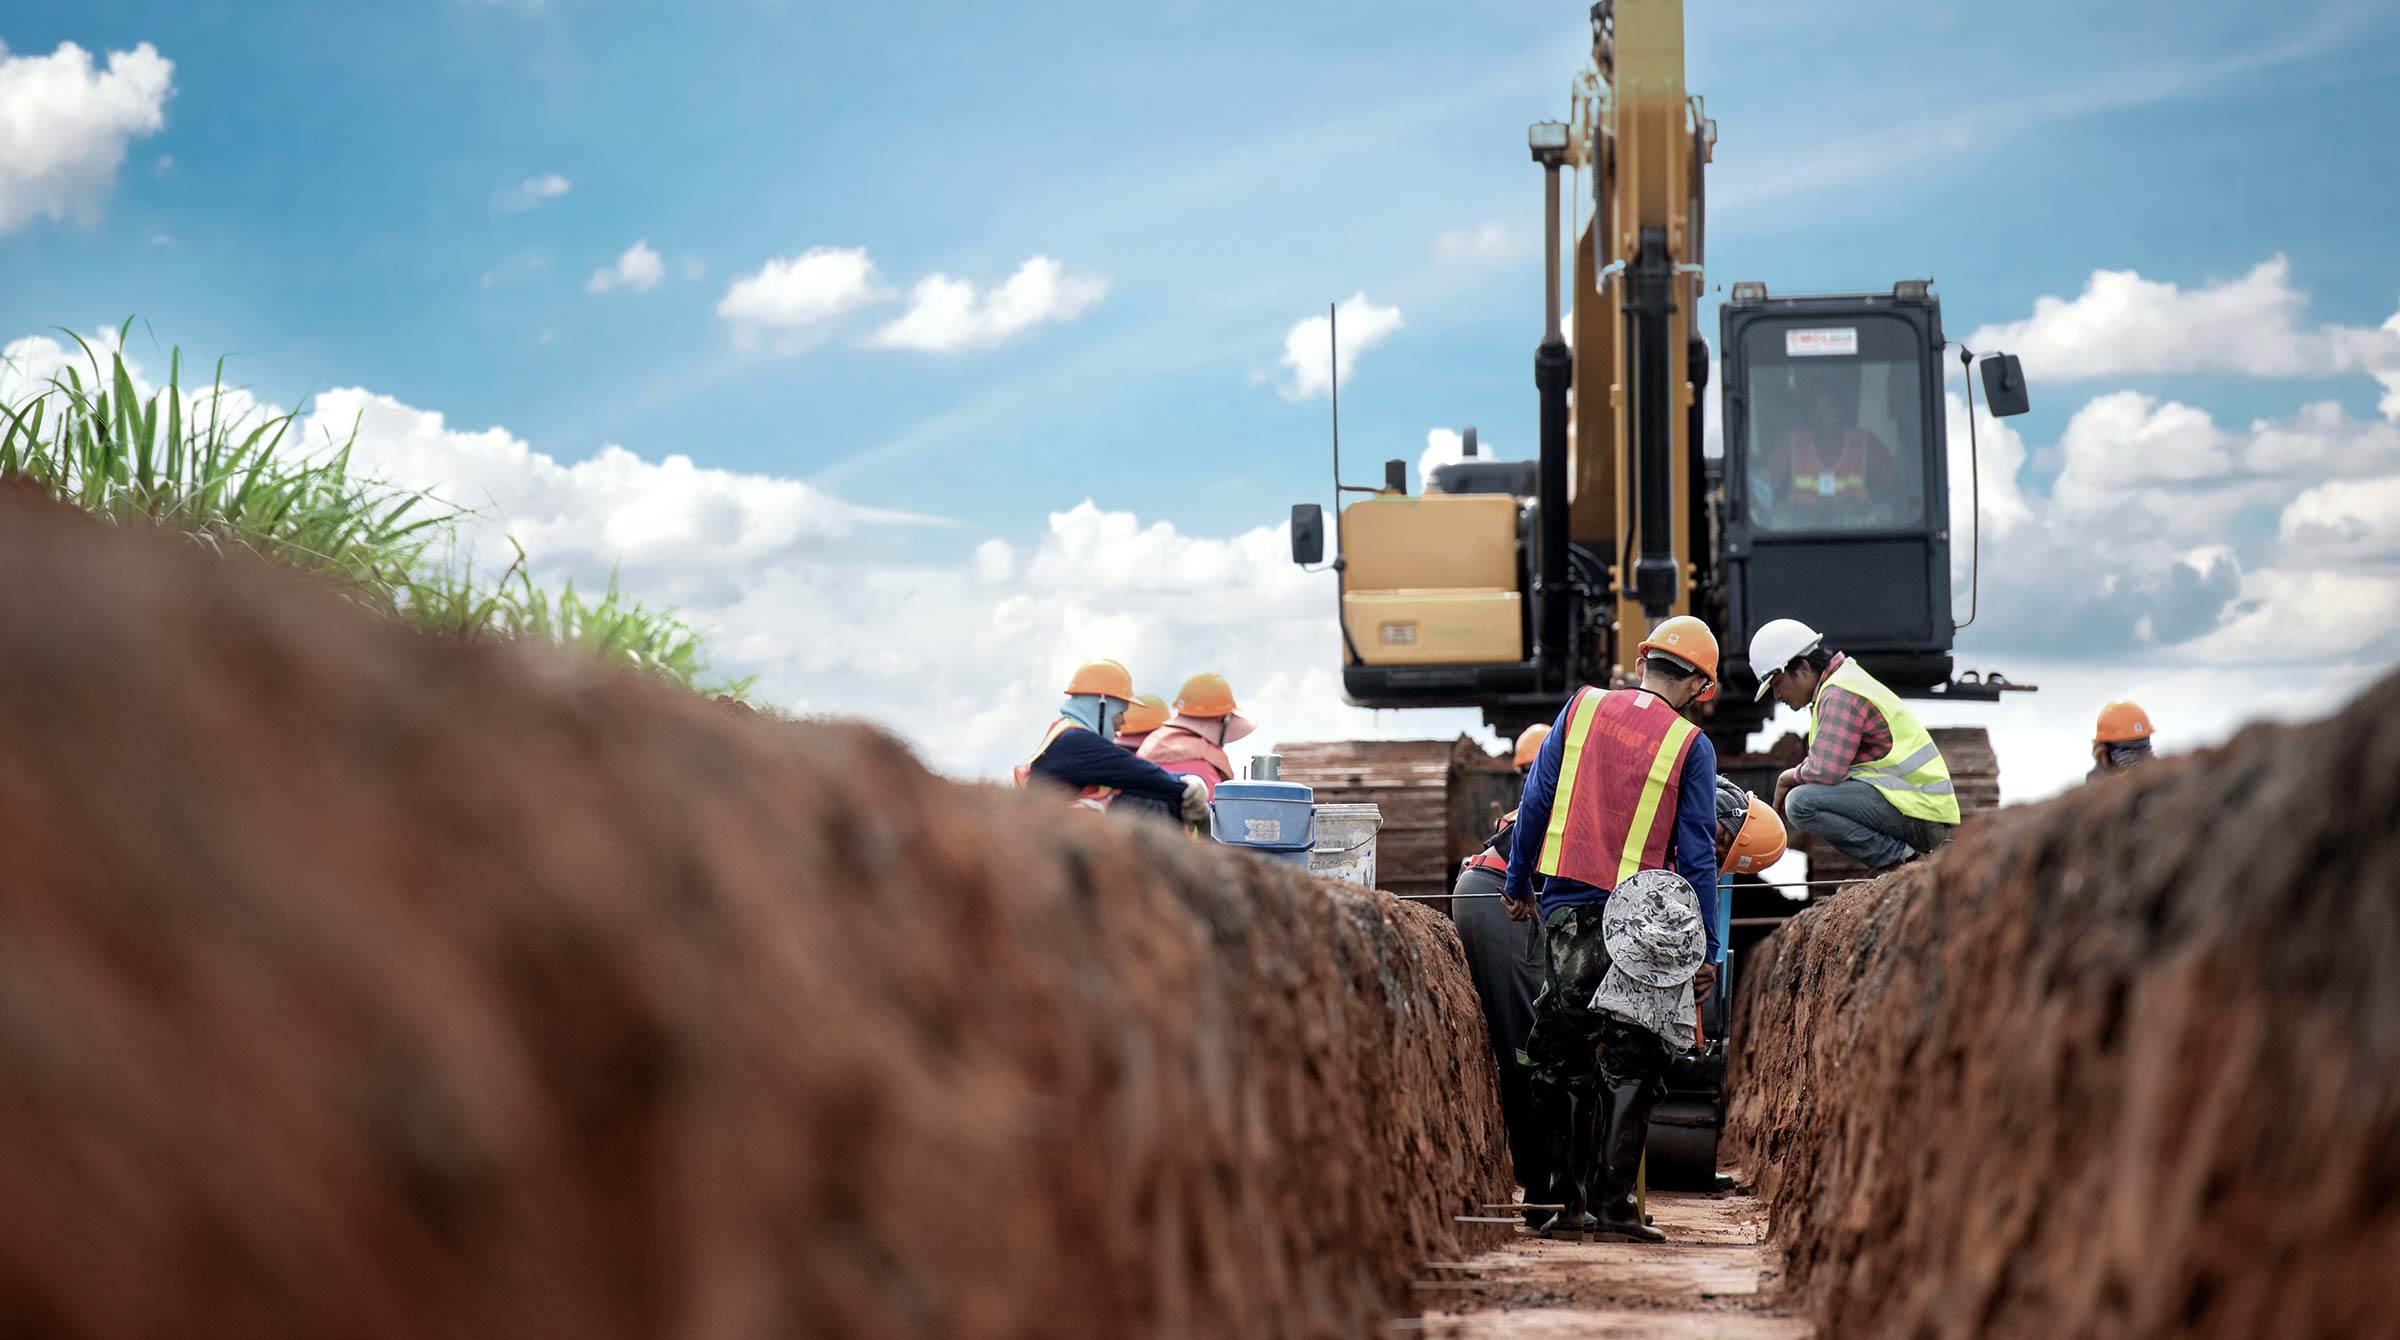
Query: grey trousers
1450 864 1546 1189
1787 778 1956 869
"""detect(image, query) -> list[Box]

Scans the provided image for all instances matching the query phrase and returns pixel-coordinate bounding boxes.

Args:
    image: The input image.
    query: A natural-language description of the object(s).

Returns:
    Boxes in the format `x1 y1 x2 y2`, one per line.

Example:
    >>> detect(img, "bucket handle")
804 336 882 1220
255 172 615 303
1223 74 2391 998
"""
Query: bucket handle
1310 831 1378 857
1208 803 1317 850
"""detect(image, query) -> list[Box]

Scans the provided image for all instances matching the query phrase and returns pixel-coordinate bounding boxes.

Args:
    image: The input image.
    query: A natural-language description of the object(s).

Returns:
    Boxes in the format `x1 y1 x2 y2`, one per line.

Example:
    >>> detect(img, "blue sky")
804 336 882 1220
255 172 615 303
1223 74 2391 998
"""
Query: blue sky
6 0 2400 794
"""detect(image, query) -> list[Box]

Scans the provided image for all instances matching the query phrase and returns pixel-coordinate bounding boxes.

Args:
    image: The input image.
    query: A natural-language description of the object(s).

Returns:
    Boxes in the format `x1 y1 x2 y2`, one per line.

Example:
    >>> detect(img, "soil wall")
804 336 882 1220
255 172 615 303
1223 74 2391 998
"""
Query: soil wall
1726 672 2400 1337
0 509 1510 1339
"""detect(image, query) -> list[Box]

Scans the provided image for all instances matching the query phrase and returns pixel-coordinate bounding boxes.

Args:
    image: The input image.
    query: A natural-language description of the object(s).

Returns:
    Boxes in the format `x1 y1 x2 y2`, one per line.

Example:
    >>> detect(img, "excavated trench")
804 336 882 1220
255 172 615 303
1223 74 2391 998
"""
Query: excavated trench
1727 669 2400 1338
0 508 1511 1339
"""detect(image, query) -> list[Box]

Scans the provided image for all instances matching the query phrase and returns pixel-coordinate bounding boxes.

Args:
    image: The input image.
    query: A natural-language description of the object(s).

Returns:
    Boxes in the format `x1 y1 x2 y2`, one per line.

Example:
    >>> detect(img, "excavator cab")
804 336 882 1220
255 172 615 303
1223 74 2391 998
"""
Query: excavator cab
1716 281 2030 705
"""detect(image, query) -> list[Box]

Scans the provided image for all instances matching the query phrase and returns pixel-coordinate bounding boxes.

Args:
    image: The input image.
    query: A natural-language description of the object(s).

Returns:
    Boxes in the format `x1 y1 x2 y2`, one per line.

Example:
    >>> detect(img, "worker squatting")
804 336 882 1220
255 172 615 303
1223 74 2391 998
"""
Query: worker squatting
1017 627 2158 1245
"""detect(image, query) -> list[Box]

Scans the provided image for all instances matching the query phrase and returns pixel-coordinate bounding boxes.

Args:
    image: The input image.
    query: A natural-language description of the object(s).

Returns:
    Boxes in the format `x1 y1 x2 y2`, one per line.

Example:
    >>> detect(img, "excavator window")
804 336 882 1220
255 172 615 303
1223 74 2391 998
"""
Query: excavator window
1738 317 1928 534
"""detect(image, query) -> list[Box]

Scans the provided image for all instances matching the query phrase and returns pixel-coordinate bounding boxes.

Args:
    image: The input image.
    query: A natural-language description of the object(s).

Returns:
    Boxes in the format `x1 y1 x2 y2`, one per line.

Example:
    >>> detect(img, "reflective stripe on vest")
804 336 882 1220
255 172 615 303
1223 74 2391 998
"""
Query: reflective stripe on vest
1013 718 1119 808
1786 431 1870 503
1809 660 1960 825
1535 687 1699 889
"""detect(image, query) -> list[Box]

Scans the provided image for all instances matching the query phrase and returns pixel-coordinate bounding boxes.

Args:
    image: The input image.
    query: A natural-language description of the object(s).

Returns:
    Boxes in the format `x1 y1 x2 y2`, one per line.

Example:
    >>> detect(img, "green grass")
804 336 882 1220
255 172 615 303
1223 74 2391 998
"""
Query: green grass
2 324 751 698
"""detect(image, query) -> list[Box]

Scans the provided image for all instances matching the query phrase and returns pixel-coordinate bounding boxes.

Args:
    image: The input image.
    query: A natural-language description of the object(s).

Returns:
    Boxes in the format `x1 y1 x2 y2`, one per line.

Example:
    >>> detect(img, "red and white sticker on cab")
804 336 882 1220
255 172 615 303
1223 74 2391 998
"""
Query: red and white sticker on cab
1785 327 1858 357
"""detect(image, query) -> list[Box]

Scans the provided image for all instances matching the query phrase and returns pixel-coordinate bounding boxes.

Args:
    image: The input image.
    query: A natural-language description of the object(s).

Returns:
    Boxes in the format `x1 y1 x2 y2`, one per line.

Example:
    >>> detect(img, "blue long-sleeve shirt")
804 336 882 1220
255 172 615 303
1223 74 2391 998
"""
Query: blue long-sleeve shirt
1503 692 1722 963
1027 723 1192 804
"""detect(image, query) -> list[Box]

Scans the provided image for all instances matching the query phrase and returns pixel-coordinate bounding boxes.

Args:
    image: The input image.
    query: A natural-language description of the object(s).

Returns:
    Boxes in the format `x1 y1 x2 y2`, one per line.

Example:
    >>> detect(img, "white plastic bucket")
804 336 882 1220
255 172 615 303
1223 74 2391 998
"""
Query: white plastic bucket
1309 803 1384 888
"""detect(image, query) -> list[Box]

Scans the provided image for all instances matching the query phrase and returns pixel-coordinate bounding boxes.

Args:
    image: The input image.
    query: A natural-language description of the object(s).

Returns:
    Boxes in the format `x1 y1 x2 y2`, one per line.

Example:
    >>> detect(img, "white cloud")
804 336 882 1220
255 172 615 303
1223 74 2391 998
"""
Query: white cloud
866 256 1107 354
688 500 1488 777
1276 293 1403 400
1416 427 1503 488
1968 255 2400 383
297 388 937 602
717 246 888 351
0 40 174 233
2276 475 2400 566
1435 221 1529 266
587 239 665 294
493 173 571 213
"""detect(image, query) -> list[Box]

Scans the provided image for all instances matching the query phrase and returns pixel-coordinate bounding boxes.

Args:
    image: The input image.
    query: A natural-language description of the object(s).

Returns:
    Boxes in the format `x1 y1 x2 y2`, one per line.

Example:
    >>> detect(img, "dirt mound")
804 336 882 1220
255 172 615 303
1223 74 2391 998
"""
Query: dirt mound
0 510 1509 1340
1726 670 2400 1338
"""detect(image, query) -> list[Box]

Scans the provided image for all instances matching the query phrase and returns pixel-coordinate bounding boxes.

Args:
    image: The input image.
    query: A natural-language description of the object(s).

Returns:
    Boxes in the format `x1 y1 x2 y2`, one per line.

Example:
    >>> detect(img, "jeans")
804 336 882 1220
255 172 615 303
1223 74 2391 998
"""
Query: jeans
1786 778 1956 869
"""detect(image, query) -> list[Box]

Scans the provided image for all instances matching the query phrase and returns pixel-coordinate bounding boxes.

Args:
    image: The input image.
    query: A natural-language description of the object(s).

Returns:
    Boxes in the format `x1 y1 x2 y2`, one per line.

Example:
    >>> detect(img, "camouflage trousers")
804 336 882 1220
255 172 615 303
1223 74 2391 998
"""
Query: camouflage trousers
1522 903 1674 1104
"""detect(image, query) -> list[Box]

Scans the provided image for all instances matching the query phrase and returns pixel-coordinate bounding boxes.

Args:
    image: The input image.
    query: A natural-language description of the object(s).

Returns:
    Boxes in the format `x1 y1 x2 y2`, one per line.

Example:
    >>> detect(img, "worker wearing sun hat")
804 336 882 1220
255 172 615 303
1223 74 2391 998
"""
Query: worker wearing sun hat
1136 672 1257 799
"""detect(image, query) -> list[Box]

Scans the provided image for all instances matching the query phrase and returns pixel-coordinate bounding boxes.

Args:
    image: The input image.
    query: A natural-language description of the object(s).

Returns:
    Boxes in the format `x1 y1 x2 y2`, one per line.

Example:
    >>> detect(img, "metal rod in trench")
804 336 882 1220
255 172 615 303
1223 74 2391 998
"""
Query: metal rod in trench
1394 877 1883 901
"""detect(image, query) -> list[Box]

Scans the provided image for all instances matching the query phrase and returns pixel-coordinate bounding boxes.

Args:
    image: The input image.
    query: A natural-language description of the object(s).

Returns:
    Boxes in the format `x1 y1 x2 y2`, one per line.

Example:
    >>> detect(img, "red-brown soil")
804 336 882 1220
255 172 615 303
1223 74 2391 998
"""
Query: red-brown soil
0 509 1509 1339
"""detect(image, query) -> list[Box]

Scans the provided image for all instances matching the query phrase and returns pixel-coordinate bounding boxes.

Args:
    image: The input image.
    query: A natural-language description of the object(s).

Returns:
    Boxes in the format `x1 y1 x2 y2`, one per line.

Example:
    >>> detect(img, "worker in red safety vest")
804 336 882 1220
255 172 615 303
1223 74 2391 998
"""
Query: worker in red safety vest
1764 365 1899 524
1017 660 1208 824
1502 616 1722 1244
1450 722 1552 1210
1136 672 1255 798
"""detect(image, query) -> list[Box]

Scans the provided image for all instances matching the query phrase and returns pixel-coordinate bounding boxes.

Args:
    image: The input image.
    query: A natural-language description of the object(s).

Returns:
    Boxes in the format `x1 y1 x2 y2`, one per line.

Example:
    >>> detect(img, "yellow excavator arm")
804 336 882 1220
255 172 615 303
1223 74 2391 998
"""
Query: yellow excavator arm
1566 0 1713 673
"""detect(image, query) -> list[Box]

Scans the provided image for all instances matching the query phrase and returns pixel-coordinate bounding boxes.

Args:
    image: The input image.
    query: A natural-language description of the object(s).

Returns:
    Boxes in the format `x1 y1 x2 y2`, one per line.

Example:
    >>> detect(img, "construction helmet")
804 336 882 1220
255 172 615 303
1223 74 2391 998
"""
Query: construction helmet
2094 699 2154 745
1725 793 1788 875
1063 659 1136 701
1637 615 1721 702
1120 693 1170 736
1747 618 1824 701
1173 672 1239 718
1513 722 1551 770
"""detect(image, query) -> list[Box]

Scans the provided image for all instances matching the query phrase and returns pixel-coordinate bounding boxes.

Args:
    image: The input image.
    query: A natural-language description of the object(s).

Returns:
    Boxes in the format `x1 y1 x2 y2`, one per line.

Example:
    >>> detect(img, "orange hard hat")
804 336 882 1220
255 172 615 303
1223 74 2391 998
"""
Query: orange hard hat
1513 723 1551 770
1173 672 1239 718
2094 699 2153 745
1638 615 1721 702
1119 694 1170 735
1064 658 1136 700
1724 794 1787 875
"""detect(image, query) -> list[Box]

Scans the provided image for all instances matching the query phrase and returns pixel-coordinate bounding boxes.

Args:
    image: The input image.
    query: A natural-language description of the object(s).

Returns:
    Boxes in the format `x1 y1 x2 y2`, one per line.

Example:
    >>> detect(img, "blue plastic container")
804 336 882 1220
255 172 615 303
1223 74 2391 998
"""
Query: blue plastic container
1208 780 1317 865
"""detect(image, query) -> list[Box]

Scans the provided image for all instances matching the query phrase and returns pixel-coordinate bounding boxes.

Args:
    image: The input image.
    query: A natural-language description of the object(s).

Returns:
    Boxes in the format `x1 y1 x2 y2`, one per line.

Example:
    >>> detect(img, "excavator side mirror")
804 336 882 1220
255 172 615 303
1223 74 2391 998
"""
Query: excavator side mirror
1290 504 1325 566
1979 353 2031 417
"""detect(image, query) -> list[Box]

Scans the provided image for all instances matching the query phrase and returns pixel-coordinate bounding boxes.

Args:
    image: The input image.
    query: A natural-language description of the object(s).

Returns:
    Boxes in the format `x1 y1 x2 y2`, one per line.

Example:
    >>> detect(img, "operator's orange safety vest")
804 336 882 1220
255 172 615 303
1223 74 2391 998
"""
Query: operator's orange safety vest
1013 718 1116 810
1534 687 1700 890
1785 429 1872 505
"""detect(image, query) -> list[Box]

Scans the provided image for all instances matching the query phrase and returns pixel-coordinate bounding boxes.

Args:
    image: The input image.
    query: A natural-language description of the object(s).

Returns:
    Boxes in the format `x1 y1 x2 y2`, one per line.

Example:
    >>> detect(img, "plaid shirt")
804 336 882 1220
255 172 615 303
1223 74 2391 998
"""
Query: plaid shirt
1795 653 1892 786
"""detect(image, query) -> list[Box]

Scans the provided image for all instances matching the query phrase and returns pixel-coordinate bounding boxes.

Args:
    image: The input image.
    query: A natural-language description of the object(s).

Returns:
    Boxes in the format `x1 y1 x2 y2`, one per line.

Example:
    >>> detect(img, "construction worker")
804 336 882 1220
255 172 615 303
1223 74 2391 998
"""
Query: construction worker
1750 618 1958 870
1502 615 1721 1244
1761 364 1902 529
1136 672 1256 798
1115 694 1170 753
1018 660 1209 825
2090 699 2156 778
1449 722 1552 1211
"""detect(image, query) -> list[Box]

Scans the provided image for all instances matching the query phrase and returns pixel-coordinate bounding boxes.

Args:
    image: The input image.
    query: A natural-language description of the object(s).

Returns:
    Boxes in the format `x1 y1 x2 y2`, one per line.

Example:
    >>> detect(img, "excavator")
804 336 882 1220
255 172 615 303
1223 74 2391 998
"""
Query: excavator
1282 0 2034 1183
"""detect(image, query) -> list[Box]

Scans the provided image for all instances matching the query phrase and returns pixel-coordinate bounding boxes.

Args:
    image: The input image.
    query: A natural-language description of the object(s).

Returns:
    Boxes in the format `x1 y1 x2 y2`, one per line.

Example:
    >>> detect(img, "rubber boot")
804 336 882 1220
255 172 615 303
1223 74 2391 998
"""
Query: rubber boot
1502 1063 1550 1227
1536 1088 1602 1240
1590 1077 1668 1244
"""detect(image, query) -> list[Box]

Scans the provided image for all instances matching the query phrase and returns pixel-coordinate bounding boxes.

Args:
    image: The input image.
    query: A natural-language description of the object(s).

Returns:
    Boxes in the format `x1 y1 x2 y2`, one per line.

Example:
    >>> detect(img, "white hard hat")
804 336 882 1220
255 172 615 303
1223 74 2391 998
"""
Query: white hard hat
1747 618 1824 701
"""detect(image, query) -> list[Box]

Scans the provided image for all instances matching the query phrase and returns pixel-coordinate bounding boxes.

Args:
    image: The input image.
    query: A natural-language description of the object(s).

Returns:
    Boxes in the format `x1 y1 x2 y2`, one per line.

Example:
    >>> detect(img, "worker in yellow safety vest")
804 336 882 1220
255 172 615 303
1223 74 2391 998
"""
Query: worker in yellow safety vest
1500 615 1723 1244
1017 660 1209 824
1750 618 1959 871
